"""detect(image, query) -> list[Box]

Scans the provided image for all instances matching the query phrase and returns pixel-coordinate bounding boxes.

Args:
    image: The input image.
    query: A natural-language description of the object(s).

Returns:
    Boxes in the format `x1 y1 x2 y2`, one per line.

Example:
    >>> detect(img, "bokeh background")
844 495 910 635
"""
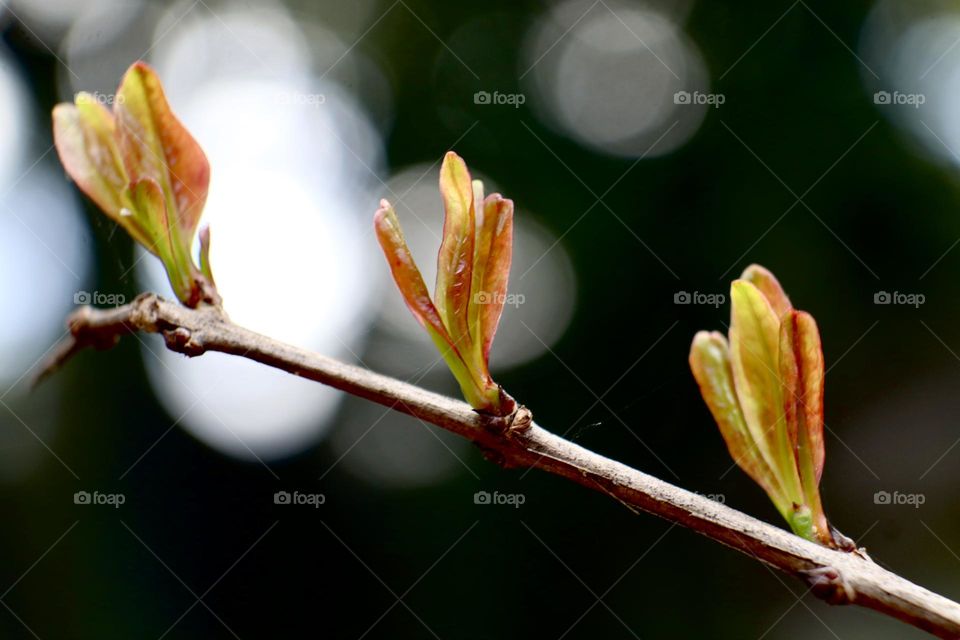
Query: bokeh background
1 0 959 637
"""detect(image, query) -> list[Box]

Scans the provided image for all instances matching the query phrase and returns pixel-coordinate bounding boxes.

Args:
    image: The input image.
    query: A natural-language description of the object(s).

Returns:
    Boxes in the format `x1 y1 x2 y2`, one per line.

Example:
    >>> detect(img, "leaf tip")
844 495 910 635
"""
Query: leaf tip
374 198 396 228
689 330 727 365
740 263 792 317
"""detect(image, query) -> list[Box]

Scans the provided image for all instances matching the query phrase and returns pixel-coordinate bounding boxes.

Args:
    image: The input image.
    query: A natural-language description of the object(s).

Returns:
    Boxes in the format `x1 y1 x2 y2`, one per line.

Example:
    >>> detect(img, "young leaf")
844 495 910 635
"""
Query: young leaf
199 225 215 285
375 199 458 351
52 98 142 244
435 152 476 354
115 62 210 238
690 265 840 547
53 61 219 308
689 331 786 508
471 194 514 363
729 279 795 494
741 263 792 319
374 152 516 416
790 311 826 483
779 309 829 543
374 198 490 410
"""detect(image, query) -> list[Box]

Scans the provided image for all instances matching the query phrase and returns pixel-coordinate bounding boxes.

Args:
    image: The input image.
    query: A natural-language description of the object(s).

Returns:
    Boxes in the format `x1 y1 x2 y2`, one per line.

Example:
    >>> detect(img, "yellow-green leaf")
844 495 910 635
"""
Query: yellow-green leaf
689 331 786 506
729 280 801 501
435 151 476 355
52 98 145 245
741 264 792 319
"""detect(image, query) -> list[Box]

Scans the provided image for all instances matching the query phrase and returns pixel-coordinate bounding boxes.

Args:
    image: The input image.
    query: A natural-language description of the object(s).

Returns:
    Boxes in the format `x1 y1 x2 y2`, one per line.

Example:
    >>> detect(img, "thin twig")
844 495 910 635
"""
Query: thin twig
37 293 960 639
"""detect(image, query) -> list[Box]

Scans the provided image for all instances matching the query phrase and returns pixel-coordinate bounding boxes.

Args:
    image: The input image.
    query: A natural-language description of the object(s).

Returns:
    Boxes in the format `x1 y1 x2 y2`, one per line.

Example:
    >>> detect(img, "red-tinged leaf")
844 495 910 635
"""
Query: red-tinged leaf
729 280 801 500
696 267 837 545
471 194 513 363
52 98 148 245
53 62 219 308
778 315 801 466
114 61 210 238
375 199 457 352
690 331 786 505
741 264 792 319
780 310 825 484
435 151 475 354
778 309 830 544
376 198 500 410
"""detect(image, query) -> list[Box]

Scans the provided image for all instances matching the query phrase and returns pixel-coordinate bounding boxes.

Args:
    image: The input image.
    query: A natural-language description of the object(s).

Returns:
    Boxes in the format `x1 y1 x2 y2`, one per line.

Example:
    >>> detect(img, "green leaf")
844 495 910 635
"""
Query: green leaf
689 331 787 510
130 177 186 297
199 225 215 285
435 151 476 356
729 279 799 502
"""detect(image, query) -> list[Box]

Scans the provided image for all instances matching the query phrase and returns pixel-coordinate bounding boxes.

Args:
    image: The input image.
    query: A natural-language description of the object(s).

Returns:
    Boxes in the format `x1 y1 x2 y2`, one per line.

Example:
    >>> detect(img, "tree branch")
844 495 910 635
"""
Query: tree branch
39 293 960 638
